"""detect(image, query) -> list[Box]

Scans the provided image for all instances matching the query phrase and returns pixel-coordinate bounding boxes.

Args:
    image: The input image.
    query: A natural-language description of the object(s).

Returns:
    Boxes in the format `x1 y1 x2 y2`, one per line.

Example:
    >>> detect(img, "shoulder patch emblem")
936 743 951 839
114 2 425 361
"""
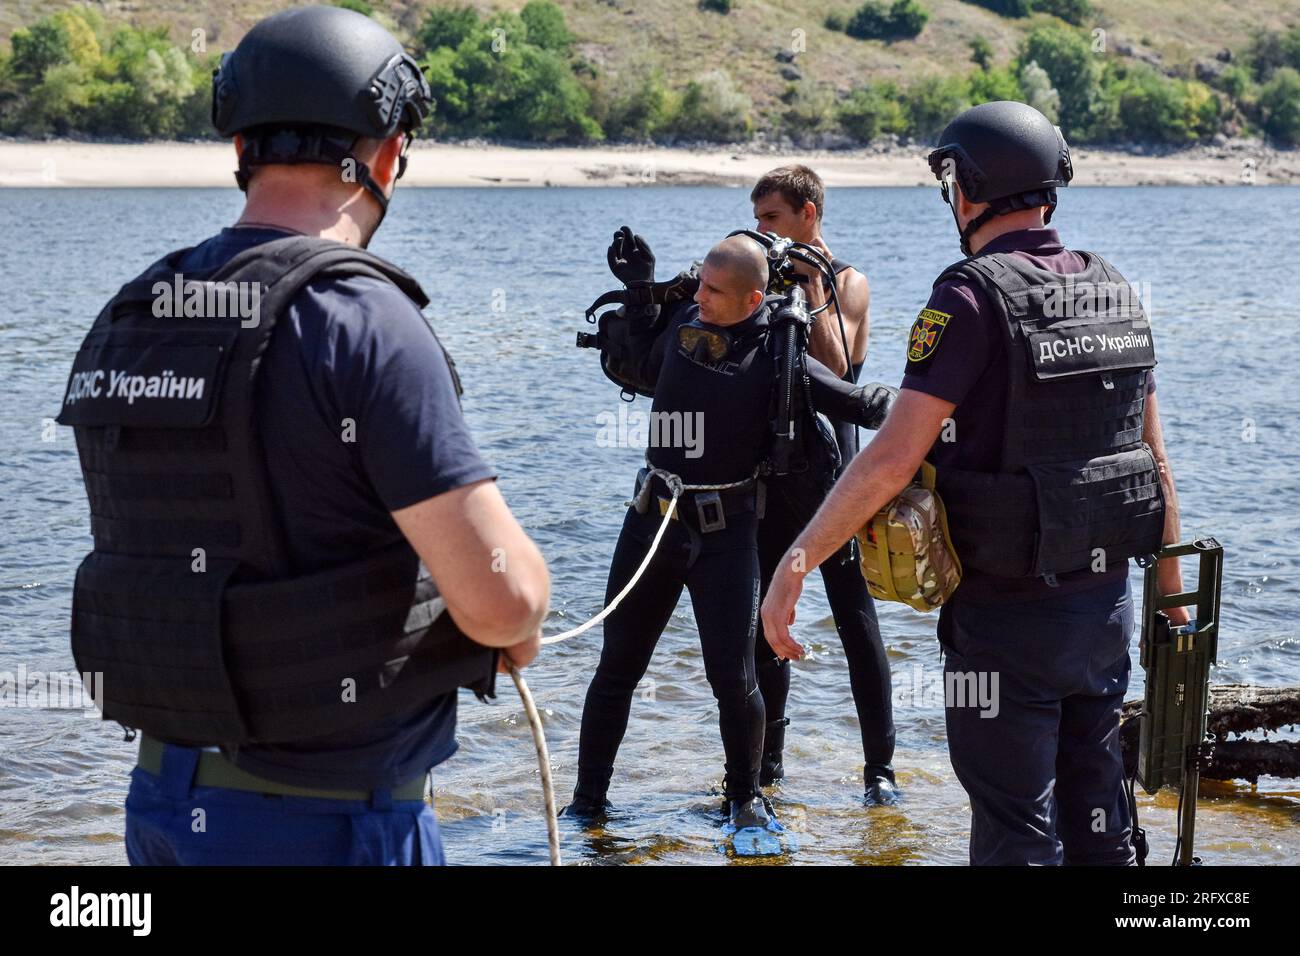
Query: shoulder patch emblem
907 308 951 362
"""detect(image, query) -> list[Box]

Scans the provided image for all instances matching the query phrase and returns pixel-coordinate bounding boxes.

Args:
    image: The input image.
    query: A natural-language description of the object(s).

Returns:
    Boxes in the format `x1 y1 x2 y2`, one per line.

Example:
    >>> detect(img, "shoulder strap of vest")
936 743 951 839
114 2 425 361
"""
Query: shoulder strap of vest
935 250 1122 327
1074 250 1124 284
101 238 430 325
208 236 430 317
933 254 978 289
96 247 200 326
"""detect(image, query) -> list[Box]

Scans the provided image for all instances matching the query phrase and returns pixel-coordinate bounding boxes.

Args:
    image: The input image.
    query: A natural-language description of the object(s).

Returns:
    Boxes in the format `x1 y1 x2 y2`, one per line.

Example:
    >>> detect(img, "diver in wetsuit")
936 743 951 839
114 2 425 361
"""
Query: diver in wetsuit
750 166 896 803
568 228 895 831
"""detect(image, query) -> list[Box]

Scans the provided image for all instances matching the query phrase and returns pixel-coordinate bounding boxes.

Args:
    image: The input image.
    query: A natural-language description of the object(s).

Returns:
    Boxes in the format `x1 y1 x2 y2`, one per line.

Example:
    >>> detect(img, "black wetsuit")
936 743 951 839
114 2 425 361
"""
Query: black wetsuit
752 257 895 786
574 298 874 807
823 258 863 466
754 354 896 786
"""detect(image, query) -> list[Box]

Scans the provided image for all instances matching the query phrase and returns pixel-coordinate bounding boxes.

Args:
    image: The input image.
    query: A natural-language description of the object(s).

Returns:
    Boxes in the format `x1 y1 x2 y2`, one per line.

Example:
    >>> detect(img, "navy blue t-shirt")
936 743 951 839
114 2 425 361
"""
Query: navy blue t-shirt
176 226 496 789
901 228 1156 606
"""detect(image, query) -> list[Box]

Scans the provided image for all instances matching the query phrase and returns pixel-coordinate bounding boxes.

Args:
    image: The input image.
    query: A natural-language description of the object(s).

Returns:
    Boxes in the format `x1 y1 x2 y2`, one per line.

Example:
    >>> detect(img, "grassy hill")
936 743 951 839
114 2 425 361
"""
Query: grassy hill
2 0 1298 143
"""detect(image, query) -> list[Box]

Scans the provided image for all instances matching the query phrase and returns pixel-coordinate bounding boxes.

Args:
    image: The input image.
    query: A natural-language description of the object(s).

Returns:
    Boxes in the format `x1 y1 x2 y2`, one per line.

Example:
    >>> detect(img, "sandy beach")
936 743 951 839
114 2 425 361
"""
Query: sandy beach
1 138 1297 188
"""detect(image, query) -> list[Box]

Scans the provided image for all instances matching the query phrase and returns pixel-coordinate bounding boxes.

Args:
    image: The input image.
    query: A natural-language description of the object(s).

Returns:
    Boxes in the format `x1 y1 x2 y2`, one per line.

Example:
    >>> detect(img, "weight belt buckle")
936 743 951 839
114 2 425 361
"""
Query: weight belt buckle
695 491 726 532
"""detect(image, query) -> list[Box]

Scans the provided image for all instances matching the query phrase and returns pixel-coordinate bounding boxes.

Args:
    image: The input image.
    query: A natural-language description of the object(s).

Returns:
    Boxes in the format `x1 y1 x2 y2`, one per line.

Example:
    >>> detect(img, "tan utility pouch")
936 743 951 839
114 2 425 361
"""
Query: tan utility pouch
855 461 962 612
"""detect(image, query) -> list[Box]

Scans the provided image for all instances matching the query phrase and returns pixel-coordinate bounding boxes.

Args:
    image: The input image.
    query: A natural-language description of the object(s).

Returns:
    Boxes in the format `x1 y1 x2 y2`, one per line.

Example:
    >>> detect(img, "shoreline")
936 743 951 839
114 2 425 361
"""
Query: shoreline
2 139 1297 188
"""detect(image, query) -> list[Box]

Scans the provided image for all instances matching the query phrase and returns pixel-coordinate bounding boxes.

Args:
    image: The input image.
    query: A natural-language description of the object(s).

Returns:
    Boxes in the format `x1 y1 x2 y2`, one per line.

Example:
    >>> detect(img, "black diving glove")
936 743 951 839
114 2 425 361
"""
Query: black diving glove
608 225 656 285
607 225 658 320
850 382 898 430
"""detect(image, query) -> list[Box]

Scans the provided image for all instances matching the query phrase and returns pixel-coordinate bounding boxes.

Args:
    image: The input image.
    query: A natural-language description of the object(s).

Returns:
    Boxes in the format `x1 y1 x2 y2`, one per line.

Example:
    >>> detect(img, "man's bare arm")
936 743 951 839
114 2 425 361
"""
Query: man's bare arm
843 270 870 367
790 388 954 569
760 388 953 659
392 479 550 650
1143 392 1189 621
808 269 869 377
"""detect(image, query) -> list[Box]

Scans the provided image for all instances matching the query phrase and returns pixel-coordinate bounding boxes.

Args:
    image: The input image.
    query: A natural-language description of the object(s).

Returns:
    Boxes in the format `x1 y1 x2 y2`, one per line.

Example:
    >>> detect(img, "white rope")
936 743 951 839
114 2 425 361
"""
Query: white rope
540 466 759 647
540 493 679 646
508 665 561 866
517 466 758 863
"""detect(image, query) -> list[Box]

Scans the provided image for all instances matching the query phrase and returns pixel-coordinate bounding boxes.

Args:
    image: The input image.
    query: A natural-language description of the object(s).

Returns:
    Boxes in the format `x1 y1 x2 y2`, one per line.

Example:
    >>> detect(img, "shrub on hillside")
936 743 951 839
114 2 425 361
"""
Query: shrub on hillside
1033 0 1092 26
846 0 929 42
963 0 1032 18
836 82 908 141
1259 67 1300 144
670 69 753 141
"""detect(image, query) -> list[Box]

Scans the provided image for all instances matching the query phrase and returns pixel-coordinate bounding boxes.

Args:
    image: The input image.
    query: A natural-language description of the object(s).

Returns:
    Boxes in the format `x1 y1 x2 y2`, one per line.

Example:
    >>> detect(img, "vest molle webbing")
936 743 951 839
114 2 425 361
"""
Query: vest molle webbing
930 250 1166 579
56 236 496 749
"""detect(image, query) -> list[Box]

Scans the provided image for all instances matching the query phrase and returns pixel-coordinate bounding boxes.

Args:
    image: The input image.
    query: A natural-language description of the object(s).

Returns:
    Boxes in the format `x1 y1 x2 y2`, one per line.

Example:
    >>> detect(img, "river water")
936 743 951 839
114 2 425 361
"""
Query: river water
1 184 1297 865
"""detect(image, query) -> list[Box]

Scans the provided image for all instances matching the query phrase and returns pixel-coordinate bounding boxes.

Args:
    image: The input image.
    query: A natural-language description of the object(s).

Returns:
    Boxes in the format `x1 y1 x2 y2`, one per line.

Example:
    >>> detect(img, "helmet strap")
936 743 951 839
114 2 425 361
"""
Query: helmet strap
945 188 1059 256
942 184 1001 258
235 127 392 224
958 206 1001 257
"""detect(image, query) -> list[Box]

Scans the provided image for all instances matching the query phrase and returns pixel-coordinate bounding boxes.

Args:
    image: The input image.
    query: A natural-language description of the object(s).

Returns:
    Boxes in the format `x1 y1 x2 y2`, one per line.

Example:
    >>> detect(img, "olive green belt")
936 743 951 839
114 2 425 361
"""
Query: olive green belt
136 735 428 801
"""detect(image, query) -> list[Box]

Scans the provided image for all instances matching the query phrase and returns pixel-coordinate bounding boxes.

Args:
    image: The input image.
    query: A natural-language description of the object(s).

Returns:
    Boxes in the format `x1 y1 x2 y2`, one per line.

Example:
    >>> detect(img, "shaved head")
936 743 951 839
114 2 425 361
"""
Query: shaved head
703 236 768 297
694 235 769 326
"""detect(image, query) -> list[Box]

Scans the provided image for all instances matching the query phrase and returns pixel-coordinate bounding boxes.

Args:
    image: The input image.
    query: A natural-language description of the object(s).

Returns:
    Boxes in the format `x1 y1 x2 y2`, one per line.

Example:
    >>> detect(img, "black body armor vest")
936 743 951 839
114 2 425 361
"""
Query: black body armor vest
930 251 1166 579
55 236 496 747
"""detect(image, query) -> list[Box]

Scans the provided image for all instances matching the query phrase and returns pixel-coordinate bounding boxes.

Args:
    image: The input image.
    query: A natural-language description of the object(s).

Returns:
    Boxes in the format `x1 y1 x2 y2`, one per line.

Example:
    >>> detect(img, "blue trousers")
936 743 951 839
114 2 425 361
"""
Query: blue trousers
124 744 444 866
938 577 1136 866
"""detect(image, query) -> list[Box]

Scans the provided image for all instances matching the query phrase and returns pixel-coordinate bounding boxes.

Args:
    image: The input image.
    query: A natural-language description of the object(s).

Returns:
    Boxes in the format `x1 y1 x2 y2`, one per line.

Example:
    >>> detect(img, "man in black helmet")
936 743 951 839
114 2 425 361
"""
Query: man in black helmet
56 6 549 866
760 101 1189 865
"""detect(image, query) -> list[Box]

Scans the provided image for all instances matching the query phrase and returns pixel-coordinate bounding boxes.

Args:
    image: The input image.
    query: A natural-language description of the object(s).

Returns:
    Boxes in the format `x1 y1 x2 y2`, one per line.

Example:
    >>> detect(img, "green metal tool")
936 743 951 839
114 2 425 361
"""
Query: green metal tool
1136 537 1224 866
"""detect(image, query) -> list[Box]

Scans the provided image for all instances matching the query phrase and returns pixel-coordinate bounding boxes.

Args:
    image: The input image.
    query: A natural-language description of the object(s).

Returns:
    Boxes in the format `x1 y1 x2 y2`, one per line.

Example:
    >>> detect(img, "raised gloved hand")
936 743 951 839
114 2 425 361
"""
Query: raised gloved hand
850 383 899 430
607 225 655 286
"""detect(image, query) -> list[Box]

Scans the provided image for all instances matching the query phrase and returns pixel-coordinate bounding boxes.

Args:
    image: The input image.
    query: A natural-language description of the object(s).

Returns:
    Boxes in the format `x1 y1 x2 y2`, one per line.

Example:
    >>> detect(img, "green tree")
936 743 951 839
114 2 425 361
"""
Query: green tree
969 65 1021 103
10 18 72 81
1033 0 1092 27
905 74 971 140
416 6 481 55
965 0 1031 17
780 82 835 139
1246 27 1300 83
1019 25 1099 138
1213 63 1254 101
1259 66 1300 144
414 7 600 142
521 1 573 53
836 82 907 141
846 0 927 41
598 63 674 140
888 0 929 38
845 2 891 40
969 36 993 70
419 45 471 133
1102 64 1219 144
672 69 752 141
52 10 101 67
1018 60 1060 123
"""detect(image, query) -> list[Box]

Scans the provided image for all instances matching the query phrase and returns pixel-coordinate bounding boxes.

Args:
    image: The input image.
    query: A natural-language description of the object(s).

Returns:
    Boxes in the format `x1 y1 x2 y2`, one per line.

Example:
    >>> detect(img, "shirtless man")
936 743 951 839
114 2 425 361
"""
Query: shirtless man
747 166 897 804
